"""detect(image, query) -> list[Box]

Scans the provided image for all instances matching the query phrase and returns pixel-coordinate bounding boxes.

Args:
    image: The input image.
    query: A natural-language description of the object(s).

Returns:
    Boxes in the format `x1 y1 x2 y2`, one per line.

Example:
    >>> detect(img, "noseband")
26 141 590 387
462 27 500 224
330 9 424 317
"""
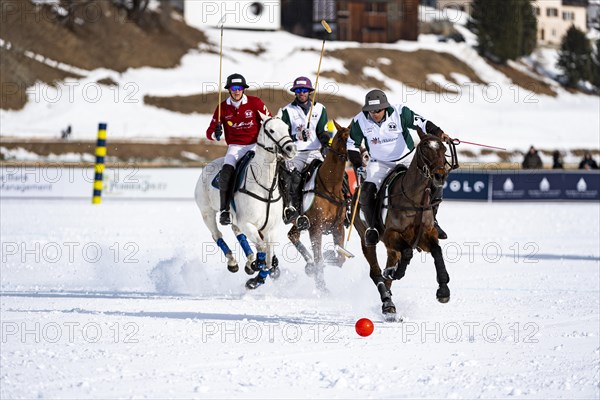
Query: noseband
256 117 294 156
415 137 451 187
326 141 348 162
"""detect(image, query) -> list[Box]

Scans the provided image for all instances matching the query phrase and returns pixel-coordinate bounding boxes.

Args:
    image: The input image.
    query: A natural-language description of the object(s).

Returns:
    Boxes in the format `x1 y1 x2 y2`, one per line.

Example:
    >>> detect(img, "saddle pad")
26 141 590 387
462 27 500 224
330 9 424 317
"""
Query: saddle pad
302 168 318 212
379 165 408 228
210 151 256 212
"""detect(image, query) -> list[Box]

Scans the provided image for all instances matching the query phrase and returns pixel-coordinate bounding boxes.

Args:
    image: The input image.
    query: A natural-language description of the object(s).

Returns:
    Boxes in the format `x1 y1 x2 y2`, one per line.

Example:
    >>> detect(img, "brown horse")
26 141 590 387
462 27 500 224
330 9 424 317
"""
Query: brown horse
353 133 458 318
287 121 350 290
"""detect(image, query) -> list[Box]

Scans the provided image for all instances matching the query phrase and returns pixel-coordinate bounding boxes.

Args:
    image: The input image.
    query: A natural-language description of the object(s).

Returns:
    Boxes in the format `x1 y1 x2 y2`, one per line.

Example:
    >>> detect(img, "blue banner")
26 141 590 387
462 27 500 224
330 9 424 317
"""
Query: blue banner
443 172 488 200
489 171 600 201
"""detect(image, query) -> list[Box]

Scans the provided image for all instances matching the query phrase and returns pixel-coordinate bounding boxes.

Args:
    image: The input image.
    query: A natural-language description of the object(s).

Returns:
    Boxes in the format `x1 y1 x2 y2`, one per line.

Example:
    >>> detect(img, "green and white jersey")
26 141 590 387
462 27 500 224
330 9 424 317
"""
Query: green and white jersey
349 104 430 162
280 101 328 152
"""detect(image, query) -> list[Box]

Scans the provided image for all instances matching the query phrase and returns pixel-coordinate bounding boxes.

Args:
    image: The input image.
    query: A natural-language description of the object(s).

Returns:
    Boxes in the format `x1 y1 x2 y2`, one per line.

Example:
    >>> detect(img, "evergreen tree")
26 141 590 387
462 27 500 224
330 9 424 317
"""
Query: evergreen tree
470 0 537 63
592 40 600 90
557 26 592 88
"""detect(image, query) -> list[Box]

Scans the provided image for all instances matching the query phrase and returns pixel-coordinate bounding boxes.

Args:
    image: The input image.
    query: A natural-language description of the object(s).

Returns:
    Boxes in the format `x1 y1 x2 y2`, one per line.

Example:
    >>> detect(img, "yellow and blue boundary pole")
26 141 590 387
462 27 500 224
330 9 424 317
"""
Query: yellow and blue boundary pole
92 122 107 204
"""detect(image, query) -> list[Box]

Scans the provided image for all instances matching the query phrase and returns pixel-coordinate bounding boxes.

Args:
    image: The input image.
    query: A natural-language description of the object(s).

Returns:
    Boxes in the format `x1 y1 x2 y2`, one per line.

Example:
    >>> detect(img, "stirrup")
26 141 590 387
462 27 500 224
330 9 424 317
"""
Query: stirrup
435 221 447 240
283 206 299 224
364 228 379 246
219 210 231 225
296 215 310 231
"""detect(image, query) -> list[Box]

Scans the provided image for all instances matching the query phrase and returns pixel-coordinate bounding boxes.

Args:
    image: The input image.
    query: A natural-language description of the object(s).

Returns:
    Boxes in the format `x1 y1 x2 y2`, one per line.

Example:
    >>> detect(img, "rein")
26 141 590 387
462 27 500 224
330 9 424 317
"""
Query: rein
256 117 294 155
237 117 291 233
385 136 456 248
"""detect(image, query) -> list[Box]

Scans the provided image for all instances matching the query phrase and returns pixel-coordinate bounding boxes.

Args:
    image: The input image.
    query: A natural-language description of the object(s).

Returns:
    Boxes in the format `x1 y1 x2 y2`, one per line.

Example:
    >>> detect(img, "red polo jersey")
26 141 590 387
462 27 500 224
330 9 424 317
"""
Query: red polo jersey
206 95 271 145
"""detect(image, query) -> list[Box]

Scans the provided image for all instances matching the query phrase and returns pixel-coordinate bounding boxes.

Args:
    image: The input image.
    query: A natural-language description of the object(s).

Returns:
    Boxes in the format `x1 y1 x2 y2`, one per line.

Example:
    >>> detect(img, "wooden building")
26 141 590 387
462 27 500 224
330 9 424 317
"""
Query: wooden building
281 0 419 42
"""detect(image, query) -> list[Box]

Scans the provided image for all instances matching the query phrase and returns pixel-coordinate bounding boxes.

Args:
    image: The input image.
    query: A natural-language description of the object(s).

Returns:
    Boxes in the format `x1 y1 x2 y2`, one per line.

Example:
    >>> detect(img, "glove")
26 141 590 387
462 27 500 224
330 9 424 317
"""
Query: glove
356 166 367 184
360 148 369 167
439 131 450 143
301 128 309 142
317 132 331 147
214 123 223 141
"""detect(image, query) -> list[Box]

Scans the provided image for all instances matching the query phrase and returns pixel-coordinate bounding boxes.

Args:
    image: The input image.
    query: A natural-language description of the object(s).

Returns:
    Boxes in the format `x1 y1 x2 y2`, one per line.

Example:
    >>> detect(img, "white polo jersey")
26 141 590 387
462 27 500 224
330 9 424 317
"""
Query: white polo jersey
280 102 327 152
349 104 430 162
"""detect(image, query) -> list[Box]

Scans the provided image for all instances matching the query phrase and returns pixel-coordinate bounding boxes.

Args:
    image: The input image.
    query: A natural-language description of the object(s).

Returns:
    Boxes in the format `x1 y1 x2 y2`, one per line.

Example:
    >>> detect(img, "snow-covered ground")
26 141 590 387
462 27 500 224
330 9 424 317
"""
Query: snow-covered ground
1 19 598 158
1 199 599 398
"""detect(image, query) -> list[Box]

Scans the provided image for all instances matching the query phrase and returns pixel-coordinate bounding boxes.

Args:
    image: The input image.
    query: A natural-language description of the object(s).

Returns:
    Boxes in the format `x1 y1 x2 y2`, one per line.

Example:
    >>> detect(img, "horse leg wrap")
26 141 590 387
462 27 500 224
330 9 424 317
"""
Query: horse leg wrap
295 242 314 263
236 234 253 257
377 281 392 302
256 252 267 270
216 238 231 255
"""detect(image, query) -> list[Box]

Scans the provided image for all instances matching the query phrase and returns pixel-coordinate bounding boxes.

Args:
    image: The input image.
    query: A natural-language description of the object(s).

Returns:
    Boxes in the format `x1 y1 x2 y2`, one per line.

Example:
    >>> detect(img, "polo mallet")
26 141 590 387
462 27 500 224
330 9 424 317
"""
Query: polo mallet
334 177 362 258
304 19 332 141
216 15 226 139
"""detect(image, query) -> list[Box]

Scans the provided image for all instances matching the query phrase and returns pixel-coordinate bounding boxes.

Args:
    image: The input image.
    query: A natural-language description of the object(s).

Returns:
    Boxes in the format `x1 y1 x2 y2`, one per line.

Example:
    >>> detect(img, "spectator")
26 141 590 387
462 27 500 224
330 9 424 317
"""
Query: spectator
61 125 72 140
552 150 564 169
522 145 543 169
578 152 599 170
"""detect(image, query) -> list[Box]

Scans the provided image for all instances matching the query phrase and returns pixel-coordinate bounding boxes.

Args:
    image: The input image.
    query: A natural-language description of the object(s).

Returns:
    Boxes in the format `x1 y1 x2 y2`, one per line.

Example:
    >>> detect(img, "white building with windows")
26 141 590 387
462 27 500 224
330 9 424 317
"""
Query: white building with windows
533 0 587 46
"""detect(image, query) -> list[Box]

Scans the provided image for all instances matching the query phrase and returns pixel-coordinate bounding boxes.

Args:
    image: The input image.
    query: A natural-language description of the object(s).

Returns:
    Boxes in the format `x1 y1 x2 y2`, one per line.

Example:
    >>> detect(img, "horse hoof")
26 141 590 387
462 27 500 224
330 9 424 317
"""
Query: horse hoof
271 266 281 280
382 267 396 280
382 304 396 315
305 263 316 277
244 265 254 275
436 286 450 302
245 275 266 290
227 264 239 273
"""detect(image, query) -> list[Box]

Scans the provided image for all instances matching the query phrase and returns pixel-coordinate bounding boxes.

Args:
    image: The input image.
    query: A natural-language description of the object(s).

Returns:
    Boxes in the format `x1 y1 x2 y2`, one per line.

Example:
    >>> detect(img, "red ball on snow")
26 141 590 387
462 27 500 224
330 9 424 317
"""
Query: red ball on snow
355 318 374 337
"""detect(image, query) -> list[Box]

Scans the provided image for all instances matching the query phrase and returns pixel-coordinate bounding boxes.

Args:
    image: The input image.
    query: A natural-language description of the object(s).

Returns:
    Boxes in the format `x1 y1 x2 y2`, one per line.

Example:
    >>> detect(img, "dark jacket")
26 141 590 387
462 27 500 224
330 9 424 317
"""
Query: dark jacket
579 156 599 170
522 150 543 169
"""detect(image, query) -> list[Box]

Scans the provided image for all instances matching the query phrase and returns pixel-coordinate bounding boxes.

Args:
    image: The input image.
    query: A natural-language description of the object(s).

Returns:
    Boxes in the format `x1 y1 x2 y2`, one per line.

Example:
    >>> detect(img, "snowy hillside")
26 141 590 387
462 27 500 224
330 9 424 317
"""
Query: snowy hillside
1 11 598 162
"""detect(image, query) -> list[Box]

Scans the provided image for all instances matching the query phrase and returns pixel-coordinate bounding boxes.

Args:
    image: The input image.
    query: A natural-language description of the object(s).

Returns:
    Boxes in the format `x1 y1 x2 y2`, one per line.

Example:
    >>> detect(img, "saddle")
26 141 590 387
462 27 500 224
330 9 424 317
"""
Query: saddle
301 160 353 228
211 151 256 210
372 164 408 231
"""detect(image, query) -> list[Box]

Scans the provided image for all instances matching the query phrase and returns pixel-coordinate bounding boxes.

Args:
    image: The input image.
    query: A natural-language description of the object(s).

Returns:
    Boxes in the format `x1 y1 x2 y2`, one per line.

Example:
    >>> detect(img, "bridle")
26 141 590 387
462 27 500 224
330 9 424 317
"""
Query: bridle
389 135 459 248
325 137 348 162
414 136 458 187
256 117 295 157
237 117 295 232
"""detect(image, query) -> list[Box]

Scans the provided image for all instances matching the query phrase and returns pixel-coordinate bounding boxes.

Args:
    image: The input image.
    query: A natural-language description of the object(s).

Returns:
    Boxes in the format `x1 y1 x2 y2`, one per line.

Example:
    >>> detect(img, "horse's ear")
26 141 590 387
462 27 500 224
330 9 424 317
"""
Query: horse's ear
333 120 343 132
275 108 283 119
415 126 427 140
259 111 269 122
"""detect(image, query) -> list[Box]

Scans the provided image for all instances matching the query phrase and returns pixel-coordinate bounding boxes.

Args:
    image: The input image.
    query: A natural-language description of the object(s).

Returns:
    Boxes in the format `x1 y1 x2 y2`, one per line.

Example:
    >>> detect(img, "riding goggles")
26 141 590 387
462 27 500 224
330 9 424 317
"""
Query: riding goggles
294 88 310 94
230 85 245 92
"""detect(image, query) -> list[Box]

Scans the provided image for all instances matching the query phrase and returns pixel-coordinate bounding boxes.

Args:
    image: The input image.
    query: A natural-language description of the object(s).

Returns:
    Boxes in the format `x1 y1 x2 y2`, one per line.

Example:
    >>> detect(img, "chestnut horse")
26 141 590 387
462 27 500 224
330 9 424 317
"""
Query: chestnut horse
287 121 350 290
353 134 458 318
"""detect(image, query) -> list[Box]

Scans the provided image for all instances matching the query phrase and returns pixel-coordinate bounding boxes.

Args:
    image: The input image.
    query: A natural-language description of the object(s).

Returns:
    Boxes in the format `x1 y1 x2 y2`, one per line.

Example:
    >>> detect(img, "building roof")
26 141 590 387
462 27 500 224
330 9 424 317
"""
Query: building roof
562 0 589 7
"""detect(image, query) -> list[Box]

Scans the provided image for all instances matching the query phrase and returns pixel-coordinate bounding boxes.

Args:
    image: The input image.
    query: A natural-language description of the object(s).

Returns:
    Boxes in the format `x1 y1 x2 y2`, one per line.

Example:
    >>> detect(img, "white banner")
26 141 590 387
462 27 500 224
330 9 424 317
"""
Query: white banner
0 166 203 199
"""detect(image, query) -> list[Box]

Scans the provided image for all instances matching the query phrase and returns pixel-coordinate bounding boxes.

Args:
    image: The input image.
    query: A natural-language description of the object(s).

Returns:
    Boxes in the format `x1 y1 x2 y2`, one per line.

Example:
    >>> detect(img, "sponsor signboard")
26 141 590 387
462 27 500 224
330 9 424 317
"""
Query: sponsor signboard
443 172 488 200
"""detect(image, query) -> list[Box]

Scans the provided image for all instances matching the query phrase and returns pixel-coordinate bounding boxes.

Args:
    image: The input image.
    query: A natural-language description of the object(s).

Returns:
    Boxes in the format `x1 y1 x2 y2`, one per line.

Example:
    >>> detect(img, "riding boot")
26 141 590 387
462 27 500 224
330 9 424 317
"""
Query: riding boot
219 164 235 225
360 182 379 246
290 170 309 230
279 167 299 224
431 185 447 240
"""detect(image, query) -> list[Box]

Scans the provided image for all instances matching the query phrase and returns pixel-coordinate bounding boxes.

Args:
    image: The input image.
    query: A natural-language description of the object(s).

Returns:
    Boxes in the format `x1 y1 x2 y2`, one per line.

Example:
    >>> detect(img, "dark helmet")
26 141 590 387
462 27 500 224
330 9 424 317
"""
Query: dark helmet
362 89 390 112
290 76 314 92
225 73 249 89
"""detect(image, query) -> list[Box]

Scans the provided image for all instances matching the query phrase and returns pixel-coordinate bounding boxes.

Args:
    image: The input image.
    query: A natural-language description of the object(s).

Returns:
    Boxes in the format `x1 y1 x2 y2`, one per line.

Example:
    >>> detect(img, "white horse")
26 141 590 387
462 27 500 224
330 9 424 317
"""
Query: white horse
194 112 297 289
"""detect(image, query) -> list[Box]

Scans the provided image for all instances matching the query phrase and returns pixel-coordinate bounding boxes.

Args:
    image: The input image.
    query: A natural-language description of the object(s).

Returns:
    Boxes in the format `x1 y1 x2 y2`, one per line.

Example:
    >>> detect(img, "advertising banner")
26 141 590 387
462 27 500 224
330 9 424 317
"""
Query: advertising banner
443 171 488 200
1 166 202 199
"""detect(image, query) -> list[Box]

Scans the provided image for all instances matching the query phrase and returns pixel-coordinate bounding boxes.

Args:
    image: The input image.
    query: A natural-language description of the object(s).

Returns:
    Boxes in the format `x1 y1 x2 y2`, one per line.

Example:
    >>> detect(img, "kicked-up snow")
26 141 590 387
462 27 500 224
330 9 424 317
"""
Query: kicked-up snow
1 199 598 398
